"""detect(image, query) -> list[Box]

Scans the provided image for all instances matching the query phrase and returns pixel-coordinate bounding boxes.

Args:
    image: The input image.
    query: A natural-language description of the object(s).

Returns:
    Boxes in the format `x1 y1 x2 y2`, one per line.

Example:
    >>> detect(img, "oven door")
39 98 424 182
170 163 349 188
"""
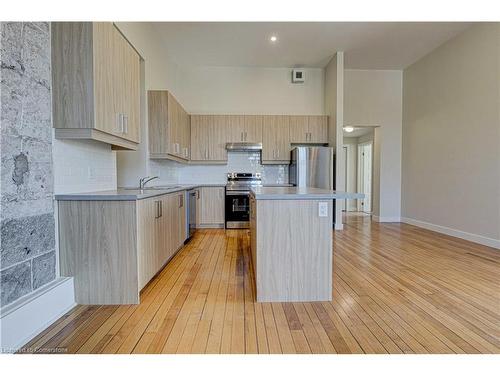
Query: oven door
225 190 250 228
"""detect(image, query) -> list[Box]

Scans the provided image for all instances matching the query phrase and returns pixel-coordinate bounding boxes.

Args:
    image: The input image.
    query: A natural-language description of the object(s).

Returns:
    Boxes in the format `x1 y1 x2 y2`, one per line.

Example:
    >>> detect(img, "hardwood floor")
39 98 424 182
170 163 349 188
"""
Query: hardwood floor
21 218 500 354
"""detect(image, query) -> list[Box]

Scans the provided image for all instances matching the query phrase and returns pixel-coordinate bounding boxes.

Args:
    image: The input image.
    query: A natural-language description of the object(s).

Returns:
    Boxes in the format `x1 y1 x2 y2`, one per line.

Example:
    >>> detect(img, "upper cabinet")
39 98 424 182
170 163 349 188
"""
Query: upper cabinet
262 115 290 164
52 22 141 150
148 90 190 162
289 115 328 144
244 115 263 143
227 115 263 143
190 115 228 163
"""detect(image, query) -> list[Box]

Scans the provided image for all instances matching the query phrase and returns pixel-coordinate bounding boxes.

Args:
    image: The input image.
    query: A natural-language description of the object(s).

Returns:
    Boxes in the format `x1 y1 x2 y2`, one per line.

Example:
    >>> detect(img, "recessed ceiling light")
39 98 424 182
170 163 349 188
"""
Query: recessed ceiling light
270 35 278 43
343 126 354 133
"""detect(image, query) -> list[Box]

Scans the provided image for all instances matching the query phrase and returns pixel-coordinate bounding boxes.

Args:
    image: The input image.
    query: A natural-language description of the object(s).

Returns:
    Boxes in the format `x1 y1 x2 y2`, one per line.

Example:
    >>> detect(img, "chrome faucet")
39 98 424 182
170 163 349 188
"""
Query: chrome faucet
139 176 159 190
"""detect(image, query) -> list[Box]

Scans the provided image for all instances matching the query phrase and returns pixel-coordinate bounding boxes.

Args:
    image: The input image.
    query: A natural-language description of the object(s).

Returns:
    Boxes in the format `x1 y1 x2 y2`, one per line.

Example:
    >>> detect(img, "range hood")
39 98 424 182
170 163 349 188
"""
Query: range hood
225 142 262 151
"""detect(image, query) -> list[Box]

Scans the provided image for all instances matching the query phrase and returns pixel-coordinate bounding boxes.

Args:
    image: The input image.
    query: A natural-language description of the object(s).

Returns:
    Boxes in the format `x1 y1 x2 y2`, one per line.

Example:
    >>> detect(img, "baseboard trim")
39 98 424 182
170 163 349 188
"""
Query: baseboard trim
0 277 76 352
334 223 344 230
401 217 500 250
372 215 401 223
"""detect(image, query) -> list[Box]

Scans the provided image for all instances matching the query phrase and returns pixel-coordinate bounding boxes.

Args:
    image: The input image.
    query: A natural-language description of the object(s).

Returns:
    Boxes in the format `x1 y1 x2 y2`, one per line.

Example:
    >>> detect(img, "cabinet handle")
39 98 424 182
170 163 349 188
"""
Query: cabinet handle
123 115 128 134
277 149 280 158
116 113 123 133
240 132 243 141
160 200 163 217
244 131 247 141
179 194 183 208
155 200 160 218
196 190 200 199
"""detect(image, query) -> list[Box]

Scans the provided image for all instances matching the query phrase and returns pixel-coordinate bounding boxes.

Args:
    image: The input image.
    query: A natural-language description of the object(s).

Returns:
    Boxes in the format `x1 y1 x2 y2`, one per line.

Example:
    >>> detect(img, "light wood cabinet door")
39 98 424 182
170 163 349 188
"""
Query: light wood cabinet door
198 187 225 226
157 195 170 268
262 115 290 163
178 192 187 245
227 115 246 142
289 115 309 143
209 115 228 161
148 91 169 155
93 22 120 137
190 115 210 161
137 197 160 290
121 37 141 143
308 115 328 143
167 93 179 156
244 115 263 143
181 111 190 159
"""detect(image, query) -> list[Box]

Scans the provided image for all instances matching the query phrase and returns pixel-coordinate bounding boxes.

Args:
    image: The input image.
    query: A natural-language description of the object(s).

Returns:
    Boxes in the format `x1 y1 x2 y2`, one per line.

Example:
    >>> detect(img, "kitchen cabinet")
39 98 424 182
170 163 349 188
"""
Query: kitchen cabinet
262 115 291 164
289 115 328 144
148 90 190 161
307 115 328 143
227 115 246 142
168 93 190 160
227 115 262 143
58 191 187 304
196 187 225 227
52 22 141 150
244 115 263 143
190 115 228 163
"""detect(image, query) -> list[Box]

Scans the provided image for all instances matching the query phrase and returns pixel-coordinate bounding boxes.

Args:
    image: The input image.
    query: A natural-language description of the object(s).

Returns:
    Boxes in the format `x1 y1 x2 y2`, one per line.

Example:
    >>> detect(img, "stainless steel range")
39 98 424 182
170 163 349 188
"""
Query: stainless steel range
225 172 262 229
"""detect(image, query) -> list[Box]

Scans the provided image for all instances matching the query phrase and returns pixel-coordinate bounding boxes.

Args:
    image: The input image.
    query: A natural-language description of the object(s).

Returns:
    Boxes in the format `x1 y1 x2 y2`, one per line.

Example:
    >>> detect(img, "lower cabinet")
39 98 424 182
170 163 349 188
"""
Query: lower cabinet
196 186 225 227
58 191 187 305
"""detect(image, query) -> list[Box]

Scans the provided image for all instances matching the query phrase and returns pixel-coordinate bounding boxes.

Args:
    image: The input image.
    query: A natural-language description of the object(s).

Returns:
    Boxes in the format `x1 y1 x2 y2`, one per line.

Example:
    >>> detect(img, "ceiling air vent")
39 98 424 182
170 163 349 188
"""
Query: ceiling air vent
292 69 305 83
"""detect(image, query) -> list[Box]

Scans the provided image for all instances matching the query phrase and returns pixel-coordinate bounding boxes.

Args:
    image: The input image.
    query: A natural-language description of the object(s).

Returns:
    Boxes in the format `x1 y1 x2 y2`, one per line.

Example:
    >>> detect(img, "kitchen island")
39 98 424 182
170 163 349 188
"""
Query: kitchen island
249 186 360 302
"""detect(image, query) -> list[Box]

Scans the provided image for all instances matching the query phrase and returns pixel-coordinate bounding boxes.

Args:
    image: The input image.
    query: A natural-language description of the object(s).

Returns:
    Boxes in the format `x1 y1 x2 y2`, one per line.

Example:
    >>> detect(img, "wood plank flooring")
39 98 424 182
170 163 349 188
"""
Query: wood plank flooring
21 216 500 354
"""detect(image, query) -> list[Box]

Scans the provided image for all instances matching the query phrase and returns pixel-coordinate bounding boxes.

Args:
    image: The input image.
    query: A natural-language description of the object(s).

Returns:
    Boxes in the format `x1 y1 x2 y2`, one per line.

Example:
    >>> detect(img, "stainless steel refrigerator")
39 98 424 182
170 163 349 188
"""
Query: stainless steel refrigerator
289 146 334 189
289 146 336 226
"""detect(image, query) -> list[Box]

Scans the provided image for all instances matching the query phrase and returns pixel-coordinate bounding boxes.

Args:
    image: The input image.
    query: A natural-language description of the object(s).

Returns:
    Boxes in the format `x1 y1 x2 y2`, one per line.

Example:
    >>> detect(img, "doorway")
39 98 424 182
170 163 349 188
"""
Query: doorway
357 141 372 213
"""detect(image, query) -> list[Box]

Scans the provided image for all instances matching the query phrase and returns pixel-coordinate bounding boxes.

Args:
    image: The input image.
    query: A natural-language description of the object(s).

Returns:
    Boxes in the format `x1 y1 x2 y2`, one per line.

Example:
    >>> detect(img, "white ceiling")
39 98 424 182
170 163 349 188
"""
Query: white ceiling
151 22 471 69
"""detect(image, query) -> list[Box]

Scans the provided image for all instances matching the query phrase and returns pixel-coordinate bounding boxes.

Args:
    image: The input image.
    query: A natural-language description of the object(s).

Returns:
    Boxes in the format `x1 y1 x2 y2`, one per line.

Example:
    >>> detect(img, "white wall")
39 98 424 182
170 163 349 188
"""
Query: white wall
402 23 500 248
344 69 403 221
181 66 324 114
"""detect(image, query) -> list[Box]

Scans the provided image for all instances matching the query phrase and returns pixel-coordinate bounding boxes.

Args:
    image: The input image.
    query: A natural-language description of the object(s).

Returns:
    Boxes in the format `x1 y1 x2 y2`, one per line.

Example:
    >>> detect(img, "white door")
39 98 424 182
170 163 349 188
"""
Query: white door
357 142 372 213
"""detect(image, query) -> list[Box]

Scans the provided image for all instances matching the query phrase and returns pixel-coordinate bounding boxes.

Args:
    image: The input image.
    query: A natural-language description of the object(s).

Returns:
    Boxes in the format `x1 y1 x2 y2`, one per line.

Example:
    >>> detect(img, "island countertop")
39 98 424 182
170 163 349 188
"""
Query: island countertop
250 186 364 200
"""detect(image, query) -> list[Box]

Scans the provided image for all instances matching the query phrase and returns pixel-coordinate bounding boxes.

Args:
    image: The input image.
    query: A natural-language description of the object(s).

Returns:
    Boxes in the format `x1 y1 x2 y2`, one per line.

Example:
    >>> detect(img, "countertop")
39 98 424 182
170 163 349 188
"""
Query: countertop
54 183 294 201
250 186 364 200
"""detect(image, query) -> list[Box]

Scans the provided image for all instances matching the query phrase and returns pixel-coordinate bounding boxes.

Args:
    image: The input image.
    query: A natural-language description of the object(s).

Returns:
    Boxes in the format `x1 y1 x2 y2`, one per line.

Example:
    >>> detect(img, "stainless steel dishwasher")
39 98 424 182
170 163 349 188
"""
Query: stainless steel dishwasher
186 189 197 242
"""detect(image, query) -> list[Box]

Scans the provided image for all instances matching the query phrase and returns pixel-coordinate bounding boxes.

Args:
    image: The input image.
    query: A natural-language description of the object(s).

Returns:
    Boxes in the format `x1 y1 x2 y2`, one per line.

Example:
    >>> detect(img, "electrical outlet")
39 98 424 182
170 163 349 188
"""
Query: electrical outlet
318 202 328 217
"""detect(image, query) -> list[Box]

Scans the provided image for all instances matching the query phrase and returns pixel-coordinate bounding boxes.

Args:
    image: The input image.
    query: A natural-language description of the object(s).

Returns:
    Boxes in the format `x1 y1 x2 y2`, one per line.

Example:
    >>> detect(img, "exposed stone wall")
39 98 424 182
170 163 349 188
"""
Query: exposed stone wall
1 22 55 307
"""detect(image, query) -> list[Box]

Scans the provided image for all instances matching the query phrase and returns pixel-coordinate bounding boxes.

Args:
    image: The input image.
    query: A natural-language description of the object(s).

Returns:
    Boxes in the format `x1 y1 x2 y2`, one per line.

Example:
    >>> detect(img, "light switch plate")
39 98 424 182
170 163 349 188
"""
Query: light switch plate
318 202 328 217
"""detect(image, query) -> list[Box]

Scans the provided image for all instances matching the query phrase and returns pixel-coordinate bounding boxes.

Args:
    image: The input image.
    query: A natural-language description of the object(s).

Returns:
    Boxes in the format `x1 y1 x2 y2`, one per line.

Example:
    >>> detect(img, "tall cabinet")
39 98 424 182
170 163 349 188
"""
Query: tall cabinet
52 22 141 150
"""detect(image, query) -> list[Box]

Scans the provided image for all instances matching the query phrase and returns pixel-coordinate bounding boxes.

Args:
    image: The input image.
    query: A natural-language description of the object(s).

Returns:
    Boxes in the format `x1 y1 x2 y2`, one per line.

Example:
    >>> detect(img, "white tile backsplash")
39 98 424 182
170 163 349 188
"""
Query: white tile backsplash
176 152 289 185
148 159 179 185
52 136 117 194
